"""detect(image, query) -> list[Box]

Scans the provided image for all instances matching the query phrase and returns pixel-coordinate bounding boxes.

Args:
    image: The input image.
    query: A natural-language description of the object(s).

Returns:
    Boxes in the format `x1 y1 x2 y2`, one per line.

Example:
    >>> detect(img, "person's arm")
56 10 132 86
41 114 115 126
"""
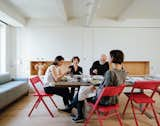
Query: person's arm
90 61 97 75
89 71 113 92
79 67 83 74
99 70 112 88
51 67 66 82
67 65 72 74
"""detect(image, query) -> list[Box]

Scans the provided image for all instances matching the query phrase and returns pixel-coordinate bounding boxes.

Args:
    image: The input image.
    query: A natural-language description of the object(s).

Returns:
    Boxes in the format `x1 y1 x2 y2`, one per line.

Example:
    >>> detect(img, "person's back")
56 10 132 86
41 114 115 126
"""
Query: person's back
97 68 127 106
43 65 59 87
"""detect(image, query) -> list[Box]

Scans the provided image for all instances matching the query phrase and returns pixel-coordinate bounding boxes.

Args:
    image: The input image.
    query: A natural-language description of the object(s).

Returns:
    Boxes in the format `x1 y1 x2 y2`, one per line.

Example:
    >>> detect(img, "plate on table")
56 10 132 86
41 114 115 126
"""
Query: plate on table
73 75 82 78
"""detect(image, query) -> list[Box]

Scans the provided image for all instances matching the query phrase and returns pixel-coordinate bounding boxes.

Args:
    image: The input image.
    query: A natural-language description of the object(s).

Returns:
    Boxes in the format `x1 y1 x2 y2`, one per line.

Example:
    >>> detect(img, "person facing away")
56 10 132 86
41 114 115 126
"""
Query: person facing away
68 56 83 101
43 56 70 107
90 54 109 76
61 50 127 123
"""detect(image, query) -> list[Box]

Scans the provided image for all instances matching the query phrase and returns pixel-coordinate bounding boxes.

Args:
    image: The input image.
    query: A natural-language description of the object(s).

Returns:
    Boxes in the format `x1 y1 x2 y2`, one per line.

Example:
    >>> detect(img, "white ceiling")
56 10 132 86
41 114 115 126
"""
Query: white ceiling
96 0 132 19
0 0 160 26
3 0 62 18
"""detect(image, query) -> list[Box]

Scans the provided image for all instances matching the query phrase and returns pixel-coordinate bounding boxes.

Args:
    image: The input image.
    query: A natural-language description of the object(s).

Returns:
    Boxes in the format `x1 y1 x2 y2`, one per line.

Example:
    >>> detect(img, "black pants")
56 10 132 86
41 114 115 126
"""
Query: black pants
44 86 70 106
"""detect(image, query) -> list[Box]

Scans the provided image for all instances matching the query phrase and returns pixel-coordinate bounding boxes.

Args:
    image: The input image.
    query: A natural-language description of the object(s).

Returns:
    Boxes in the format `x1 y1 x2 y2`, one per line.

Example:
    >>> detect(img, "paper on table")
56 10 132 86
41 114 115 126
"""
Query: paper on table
126 76 145 84
78 86 96 101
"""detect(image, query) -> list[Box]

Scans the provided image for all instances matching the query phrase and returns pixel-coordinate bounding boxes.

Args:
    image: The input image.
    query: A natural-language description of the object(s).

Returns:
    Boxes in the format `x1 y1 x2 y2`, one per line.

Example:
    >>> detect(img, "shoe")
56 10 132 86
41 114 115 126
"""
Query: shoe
72 116 85 123
59 107 72 113
70 113 76 118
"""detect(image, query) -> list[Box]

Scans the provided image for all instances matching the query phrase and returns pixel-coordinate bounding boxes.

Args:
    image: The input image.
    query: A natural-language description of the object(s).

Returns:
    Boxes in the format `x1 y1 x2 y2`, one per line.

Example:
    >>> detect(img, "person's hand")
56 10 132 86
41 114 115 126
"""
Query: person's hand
62 70 69 76
93 69 98 74
89 85 96 91
66 68 71 74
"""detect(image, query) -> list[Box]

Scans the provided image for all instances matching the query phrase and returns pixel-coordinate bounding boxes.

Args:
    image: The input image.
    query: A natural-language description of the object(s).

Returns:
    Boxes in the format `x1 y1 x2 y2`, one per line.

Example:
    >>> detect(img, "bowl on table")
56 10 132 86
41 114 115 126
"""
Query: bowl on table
61 76 68 82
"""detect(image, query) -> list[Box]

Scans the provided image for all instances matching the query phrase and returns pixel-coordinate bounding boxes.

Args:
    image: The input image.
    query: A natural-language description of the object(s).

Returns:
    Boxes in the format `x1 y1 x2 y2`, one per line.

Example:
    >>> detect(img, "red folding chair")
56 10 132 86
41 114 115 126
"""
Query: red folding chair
122 80 160 126
84 84 125 126
28 76 58 117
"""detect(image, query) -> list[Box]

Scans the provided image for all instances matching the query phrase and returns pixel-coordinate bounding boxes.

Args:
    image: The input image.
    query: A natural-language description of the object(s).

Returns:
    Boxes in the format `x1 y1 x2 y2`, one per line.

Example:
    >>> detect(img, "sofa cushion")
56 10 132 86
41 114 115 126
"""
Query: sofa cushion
0 73 12 85
0 80 29 109
0 80 28 93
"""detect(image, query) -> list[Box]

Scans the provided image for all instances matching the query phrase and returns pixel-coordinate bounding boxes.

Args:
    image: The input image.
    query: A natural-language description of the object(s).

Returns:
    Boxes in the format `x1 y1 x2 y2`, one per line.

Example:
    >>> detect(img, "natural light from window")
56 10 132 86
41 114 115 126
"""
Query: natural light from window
0 23 6 73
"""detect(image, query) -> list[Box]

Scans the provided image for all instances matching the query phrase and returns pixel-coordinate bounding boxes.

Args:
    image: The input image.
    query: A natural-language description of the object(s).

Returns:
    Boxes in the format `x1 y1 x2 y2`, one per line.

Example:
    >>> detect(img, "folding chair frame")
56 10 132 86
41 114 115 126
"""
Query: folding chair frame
28 76 58 117
84 84 125 126
122 81 160 126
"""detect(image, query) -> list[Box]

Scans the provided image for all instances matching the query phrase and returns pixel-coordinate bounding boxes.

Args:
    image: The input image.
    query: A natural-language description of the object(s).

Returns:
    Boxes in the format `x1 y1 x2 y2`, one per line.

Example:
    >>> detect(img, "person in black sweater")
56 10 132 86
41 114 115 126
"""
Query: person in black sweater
69 56 83 75
90 54 109 76
68 56 83 100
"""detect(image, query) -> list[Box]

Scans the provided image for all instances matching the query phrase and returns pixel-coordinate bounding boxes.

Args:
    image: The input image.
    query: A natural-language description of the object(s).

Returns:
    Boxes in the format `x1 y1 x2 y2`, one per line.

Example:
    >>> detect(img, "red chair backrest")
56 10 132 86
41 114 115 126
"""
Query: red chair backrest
101 84 126 97
94 84 125 107
133 80 160 90
30 76 44 95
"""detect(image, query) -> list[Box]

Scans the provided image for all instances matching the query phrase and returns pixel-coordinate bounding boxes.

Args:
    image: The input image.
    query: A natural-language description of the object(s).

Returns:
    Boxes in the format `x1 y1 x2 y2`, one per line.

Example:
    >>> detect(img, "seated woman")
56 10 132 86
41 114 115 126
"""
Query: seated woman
61 50 127 123
43 56 70 107
69 56 83 100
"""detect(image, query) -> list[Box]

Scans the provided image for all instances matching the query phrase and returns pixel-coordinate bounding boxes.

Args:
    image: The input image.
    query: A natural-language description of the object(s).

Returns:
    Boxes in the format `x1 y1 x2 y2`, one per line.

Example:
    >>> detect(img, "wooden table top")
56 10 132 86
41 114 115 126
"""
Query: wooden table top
54 81 134 87
55 81 95 87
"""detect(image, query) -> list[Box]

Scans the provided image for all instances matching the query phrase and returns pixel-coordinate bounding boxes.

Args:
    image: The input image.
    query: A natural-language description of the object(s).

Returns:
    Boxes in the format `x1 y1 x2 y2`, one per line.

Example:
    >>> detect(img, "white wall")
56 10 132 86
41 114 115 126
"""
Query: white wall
93 27 160 74
7 20 160 77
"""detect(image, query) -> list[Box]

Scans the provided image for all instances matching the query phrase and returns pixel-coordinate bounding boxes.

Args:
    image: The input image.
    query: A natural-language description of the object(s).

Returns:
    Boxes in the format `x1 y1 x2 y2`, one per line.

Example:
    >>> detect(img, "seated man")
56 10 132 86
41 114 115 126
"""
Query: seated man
90 54 109 76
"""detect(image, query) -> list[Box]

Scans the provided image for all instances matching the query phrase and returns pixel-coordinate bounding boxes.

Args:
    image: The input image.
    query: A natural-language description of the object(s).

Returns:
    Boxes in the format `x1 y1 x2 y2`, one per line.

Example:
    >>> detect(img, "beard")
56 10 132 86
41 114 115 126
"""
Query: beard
99 60 106 65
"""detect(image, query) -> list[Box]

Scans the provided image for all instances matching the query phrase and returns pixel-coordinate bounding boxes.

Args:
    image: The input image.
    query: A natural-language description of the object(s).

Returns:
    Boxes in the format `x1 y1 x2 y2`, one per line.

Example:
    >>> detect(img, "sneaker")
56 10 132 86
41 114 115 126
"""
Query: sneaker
72 116 85 123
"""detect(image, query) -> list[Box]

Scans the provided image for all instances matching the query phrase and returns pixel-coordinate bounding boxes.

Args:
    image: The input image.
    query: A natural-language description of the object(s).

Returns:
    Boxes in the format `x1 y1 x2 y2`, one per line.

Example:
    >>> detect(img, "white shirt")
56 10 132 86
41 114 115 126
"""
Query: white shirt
43 65 60 87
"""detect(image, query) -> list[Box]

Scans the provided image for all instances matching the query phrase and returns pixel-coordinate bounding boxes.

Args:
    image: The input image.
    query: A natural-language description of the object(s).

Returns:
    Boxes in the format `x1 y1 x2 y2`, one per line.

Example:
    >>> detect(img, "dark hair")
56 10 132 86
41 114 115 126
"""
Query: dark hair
72 56 80 63
110 50 124 64
52 56 64 65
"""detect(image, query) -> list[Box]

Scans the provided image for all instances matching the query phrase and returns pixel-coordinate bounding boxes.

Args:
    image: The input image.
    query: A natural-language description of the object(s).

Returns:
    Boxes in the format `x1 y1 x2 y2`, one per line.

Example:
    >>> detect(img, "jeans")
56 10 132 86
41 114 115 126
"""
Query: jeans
68 93 96 118
70 87 80 101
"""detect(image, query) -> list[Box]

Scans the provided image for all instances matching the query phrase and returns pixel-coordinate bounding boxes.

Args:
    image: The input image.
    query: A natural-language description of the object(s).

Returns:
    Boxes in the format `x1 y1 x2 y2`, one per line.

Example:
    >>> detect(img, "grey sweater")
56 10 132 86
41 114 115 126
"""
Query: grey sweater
96 68 127 106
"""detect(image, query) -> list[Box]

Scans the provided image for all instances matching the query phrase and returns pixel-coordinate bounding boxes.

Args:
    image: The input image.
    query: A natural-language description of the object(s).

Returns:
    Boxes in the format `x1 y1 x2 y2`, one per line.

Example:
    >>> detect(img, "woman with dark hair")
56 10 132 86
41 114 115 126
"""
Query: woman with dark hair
61 50 127 123
69 56 83 100
69 56 83 75
43 56 70 107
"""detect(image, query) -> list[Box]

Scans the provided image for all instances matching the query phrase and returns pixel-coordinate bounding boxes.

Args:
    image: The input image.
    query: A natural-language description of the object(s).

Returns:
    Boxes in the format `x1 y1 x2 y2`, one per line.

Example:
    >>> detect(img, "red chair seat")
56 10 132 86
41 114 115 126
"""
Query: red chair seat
87 102 119 112
125 93 155 103
33 91 53 96
98 104 119 113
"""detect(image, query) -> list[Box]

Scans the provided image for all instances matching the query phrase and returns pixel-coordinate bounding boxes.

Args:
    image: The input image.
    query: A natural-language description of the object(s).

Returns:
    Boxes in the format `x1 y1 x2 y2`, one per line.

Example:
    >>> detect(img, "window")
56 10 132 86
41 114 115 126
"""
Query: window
0 24 2 73
0 23 6 73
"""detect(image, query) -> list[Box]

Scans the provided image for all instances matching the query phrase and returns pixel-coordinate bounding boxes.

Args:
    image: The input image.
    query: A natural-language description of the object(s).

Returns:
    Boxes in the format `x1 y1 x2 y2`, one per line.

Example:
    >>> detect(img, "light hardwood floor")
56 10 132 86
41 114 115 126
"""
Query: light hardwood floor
0 93 159 126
